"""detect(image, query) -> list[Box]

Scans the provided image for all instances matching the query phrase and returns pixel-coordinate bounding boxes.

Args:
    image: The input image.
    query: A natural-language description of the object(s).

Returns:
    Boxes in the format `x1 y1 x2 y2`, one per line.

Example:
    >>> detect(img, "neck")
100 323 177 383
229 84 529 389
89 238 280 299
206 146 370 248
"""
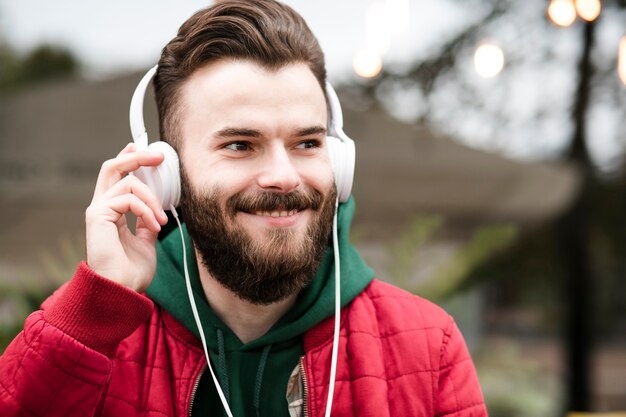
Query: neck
196 256 297 344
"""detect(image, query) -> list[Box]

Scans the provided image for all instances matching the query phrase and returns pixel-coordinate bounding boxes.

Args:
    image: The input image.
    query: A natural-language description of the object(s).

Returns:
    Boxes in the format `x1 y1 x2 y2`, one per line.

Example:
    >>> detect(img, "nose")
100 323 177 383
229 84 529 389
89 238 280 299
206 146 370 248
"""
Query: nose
256 146 301 193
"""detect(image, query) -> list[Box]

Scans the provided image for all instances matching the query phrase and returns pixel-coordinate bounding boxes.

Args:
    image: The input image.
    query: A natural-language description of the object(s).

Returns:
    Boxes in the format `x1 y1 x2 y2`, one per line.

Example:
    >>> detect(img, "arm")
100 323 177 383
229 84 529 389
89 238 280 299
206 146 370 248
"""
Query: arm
436 319 488 417
0 263 153 417
0 144 168 416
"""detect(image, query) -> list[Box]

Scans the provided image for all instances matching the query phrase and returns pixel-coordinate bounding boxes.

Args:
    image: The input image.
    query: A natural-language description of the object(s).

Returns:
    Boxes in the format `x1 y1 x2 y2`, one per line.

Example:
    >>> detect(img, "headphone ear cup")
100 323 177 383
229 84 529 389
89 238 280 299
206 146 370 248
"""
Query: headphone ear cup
326 135 355 203
134 141 181 209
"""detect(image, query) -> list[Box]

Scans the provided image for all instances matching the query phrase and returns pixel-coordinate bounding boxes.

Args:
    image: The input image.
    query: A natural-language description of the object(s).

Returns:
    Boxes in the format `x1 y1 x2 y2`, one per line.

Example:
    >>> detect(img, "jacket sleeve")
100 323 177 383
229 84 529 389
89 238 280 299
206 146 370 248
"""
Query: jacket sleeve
0 261 154 417
436 318 488 417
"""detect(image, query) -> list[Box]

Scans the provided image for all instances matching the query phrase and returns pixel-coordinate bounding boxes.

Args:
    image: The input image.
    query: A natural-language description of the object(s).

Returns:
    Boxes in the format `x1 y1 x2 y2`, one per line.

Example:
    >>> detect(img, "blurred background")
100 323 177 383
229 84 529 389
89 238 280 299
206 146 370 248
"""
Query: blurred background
1 0 625 415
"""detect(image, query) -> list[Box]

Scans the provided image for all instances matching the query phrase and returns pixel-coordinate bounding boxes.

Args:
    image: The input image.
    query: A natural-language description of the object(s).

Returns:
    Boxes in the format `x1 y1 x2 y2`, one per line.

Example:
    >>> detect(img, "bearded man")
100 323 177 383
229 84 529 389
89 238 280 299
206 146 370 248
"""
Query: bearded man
0 1 487 416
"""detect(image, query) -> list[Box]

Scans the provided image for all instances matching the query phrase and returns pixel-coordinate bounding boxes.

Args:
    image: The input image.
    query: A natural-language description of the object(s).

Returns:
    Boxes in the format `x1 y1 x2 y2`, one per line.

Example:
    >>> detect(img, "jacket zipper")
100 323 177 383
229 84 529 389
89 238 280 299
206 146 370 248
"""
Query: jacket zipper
192 360 308 416
299 357 309 417
188 366 206 417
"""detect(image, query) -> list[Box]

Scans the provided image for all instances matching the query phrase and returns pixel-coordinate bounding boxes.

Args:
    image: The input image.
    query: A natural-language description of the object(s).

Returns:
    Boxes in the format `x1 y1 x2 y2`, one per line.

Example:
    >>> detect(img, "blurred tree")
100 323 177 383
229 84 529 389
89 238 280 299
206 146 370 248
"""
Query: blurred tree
19 44 80 85
0 42 21 91
0 42 80 93
347 0 626 412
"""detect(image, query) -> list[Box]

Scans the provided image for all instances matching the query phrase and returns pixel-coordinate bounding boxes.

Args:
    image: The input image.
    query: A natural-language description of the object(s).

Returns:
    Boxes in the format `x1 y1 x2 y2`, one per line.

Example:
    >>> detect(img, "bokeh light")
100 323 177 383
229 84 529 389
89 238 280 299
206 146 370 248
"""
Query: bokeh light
548 0 577 27
474 42 505 78
353 48 383 78
575 0 601 22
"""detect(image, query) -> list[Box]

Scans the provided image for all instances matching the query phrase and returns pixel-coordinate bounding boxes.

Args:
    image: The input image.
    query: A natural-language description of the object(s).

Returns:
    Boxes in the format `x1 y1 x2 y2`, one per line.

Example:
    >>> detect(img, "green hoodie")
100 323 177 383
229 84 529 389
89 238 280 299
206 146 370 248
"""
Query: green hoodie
146 197 375 417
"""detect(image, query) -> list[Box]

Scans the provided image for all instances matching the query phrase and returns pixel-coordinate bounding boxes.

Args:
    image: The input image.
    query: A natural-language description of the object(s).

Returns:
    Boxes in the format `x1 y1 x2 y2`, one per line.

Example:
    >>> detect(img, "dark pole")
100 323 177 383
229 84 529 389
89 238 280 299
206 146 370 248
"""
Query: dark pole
558 19 596 412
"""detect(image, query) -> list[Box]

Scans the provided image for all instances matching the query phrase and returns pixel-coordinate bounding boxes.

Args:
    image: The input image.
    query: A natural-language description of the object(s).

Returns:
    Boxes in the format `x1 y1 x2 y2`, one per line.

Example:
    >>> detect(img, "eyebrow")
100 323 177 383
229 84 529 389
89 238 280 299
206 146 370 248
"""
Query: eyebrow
295 126 327 137
214 127 262 139
214 125 327 139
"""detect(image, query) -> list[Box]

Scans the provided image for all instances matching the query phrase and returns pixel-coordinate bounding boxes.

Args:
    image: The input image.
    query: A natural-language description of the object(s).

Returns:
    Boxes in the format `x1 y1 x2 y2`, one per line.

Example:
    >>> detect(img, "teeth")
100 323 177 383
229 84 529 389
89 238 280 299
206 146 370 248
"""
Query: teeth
253 210 299 217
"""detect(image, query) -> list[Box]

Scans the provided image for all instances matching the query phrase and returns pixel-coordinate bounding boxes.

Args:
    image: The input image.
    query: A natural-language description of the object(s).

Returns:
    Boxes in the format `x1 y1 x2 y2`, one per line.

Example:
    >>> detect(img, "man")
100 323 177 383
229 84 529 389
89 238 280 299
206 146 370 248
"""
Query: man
0 1 487 416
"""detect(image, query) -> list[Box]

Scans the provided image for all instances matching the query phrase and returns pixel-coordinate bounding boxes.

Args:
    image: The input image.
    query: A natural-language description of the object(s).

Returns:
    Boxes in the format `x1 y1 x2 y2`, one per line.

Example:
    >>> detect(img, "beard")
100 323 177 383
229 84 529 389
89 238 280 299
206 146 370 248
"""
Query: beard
180 169 337 305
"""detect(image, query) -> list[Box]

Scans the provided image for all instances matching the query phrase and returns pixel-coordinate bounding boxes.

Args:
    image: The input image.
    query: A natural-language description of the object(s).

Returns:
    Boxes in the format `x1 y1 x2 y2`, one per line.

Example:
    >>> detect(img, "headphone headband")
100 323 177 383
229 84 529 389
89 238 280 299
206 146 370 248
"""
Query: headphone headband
129 65 158 150
325 80 344 138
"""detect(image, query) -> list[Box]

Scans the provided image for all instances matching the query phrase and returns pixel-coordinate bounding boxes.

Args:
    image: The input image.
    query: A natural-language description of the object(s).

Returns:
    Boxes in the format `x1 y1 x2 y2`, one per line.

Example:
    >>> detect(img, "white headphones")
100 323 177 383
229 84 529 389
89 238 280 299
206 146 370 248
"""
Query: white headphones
129 65 356 209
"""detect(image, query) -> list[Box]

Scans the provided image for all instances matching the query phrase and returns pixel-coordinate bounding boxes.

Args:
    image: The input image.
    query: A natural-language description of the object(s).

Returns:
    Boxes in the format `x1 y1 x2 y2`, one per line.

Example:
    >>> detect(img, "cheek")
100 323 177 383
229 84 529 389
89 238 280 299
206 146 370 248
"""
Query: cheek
303 160 335 193
182 155 250 193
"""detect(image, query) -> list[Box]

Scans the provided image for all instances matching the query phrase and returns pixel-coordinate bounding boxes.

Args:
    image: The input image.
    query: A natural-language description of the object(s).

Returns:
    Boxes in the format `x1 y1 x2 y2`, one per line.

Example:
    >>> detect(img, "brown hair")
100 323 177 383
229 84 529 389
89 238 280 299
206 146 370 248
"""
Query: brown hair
153 0 327 149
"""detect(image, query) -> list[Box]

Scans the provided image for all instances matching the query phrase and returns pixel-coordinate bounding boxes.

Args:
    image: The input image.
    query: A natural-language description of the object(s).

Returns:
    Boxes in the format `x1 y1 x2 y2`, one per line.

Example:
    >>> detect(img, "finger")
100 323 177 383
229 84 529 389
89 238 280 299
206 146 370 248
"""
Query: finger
93 151 165 198
99 175 168 224
135 217 160 245
105 194 162 233
117 142 137 157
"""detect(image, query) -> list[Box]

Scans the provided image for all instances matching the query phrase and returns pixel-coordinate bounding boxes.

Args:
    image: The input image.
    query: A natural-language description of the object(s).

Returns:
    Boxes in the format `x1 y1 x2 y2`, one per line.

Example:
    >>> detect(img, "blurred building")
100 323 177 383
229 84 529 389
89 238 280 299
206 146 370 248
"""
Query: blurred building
0 72 579 282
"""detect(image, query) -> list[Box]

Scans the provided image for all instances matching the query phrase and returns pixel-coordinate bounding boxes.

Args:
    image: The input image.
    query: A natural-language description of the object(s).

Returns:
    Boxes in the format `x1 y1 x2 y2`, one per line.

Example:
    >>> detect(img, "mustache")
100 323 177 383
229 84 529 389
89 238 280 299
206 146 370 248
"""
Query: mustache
226 188 323 214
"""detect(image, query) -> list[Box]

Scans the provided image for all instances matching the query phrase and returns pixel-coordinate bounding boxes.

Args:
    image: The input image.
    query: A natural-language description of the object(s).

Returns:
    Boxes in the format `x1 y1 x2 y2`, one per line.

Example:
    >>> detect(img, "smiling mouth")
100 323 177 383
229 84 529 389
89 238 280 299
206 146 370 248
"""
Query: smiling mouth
229 189 321 220
251 209 300 218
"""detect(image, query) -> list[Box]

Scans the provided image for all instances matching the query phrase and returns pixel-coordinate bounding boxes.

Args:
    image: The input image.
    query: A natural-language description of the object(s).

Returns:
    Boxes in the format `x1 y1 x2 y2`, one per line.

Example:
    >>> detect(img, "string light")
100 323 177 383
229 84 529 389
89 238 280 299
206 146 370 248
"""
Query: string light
575 0 601 22
353 48 383 79
474 42 505 78
548 0 577 27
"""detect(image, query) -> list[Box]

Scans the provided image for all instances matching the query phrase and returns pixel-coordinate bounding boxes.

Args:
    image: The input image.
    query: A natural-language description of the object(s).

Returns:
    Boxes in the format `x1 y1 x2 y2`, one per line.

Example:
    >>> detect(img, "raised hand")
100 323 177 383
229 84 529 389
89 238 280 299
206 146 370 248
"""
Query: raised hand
85 143 170 292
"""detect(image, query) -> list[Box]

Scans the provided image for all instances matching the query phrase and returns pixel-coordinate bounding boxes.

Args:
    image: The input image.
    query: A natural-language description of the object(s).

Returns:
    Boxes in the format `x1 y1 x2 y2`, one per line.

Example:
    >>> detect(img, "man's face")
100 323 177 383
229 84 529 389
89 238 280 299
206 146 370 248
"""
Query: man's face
177 60 336 304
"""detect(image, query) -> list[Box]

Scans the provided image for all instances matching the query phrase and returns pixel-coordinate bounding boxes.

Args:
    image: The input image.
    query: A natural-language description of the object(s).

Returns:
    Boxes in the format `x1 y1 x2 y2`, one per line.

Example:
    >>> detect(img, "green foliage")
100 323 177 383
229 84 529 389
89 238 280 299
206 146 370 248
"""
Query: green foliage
38 235 86 284
464 224 566 333
386 213 518 303
0 43 79 94
419 224 518 301
0 235 85 353
0 43 21 91
387 214 443 285
19 45 80 85
474 340 562 417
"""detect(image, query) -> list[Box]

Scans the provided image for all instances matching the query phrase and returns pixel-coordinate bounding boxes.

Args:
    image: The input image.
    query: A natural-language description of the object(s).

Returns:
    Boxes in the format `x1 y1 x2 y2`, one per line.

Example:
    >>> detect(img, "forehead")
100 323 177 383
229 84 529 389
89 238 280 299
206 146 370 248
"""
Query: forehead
178 60 327 135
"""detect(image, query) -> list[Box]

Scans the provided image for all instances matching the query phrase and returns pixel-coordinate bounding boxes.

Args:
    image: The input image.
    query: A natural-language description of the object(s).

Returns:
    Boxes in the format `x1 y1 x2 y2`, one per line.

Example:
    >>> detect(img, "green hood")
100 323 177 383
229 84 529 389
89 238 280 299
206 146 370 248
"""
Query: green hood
146 197 374 417
147 196 374 349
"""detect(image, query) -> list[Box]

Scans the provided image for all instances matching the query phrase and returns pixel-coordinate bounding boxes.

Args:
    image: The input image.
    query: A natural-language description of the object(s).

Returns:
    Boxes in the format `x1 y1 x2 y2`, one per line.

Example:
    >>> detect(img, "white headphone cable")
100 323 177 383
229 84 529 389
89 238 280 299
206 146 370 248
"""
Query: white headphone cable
170 206 235 417
324 197 341 417
170 201 340 417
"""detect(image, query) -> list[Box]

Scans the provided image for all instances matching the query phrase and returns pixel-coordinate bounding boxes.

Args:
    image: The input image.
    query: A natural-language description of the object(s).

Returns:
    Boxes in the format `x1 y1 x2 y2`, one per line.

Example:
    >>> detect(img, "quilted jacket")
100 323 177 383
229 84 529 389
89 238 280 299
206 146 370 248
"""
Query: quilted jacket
0 262 487 416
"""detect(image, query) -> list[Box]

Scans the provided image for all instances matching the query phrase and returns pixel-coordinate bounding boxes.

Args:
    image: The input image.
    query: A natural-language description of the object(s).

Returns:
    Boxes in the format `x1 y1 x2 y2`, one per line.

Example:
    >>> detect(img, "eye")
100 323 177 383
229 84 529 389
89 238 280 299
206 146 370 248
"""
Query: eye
296 139 322 150
224 141 251 152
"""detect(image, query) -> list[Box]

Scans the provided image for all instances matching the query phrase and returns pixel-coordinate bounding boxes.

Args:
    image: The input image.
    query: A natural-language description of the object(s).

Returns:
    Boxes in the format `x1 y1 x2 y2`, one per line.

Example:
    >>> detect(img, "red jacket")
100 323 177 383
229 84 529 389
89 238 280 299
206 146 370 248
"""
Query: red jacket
0 262 487 416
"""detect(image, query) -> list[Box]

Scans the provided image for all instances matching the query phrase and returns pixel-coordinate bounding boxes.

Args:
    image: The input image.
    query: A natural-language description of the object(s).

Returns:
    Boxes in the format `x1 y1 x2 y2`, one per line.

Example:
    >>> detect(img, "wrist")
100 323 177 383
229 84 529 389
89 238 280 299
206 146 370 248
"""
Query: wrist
86 259 151 293
44 261 154 356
